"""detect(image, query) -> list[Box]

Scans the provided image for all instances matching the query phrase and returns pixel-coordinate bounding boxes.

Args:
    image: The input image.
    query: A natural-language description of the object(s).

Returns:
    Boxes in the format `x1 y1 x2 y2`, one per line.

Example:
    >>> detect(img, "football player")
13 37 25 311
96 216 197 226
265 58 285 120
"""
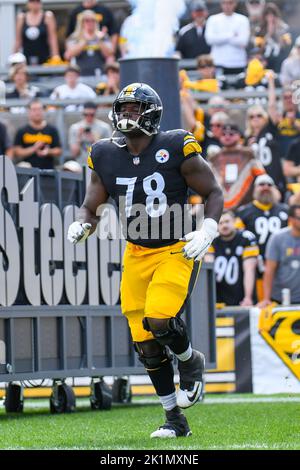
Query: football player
206 211 259 306
68 83 223 438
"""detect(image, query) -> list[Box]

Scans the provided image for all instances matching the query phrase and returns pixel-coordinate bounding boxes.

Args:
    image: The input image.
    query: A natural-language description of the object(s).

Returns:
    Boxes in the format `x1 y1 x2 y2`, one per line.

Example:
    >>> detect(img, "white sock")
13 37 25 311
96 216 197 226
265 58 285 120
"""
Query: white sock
159 392 177 411
175 344 192 362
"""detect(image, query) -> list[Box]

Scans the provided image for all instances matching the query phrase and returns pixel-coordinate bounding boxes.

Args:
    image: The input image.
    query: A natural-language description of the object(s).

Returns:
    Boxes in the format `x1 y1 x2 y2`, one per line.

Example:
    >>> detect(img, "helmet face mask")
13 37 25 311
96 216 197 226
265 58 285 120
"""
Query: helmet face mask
112 83 163 136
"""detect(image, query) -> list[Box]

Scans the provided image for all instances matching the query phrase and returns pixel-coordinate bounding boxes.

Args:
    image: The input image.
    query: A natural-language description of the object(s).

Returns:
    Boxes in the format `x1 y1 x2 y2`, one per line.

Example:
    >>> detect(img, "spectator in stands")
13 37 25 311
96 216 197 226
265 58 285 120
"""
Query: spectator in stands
50 65 96 111
205 210 259 306
208 123 265 210
259 205 300 306
96 62 120 96
181 55 227 93
7 52 27 67
67 0 118 56
245 104 286 197
236 174 289 300
176 0 210 59
234 47 277 93
65 10 113 76
14 99 62 169
68 102 111 166
14 0 60 65
280 36 300 86
0 122 13 159
202 111 230 159
284 136 300 183
6 64 43 100
205 0 250 75
267 71 300 159
255 2 292 73
246 0 265 38
286 188 300 207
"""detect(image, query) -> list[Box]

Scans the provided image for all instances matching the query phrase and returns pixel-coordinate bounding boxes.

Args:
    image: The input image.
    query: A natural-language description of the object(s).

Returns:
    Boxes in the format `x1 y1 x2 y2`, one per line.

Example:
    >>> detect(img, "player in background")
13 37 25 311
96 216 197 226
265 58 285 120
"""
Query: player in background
68 83 223 438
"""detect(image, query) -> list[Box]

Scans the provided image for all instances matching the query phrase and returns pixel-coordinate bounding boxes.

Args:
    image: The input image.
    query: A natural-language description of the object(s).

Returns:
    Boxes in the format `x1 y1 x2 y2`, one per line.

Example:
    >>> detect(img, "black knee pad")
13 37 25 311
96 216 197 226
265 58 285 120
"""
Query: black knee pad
143 316 188 347
134 339 172 371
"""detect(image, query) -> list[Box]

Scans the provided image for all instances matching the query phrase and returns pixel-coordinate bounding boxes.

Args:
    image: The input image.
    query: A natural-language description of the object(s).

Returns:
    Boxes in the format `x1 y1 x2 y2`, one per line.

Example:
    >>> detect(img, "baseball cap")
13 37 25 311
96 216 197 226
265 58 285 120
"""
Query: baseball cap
254 174 275 186
7 52 26 66
190 0 207 11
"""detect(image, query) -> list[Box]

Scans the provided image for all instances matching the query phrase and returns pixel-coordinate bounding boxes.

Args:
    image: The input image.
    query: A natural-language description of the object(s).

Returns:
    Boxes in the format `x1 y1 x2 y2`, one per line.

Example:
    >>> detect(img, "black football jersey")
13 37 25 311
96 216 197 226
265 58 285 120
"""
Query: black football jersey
88 130 202 247
249 120 286 196
209 230 259 306
236 201 289 259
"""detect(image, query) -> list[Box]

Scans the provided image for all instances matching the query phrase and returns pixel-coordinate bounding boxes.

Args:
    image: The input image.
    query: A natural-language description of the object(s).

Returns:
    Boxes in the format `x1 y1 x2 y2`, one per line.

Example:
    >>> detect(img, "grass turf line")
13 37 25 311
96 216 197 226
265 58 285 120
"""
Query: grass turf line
0 396 299 450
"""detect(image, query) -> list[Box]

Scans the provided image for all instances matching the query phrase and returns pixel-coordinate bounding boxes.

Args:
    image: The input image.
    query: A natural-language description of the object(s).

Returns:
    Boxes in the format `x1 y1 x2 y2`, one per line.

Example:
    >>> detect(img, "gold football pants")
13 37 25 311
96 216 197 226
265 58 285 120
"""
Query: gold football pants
120 241 201 342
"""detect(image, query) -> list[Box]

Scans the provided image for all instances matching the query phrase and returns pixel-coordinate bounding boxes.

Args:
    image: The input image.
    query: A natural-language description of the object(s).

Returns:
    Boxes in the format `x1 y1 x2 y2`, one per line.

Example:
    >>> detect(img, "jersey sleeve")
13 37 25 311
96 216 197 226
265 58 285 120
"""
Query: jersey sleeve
87 145 94 170
241 231 259 259
87 140 103 170
235 217 246 230
235 206 246 230
182 132 202 159
207 245 215 255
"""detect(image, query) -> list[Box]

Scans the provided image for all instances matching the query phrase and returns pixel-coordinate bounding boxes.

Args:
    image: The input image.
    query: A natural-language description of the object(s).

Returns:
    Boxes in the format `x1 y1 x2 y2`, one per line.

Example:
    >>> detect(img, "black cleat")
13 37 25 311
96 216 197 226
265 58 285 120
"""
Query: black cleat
177 350 205 408
150 407 192 438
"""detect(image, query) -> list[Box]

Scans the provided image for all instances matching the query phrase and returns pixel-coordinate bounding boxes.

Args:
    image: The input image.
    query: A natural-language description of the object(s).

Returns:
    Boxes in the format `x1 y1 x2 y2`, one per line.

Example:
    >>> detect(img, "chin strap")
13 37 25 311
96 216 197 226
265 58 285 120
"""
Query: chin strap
109 129 127 147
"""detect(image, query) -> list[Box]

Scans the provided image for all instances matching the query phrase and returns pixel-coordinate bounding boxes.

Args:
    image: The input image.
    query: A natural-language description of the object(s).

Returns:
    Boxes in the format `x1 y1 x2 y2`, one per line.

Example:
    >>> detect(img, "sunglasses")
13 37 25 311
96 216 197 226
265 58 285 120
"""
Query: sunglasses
249 114 264 119
199 64 214 68
211 123 223 128
222 131 238 136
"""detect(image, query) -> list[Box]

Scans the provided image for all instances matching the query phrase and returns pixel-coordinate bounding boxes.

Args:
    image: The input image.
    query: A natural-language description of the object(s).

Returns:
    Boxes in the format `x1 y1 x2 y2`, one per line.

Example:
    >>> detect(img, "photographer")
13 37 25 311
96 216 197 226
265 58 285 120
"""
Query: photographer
69 102 111 167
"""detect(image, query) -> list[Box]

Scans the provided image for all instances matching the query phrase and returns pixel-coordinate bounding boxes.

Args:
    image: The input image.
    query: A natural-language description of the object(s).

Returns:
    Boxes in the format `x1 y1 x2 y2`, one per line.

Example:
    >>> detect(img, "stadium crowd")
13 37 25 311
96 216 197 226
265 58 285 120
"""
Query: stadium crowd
1 0 300 308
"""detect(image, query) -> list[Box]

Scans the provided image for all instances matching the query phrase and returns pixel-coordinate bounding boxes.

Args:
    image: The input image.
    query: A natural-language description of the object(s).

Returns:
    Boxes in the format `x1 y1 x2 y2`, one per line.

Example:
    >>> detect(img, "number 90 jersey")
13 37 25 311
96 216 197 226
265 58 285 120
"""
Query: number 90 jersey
208 230 259 306
87 130 202 247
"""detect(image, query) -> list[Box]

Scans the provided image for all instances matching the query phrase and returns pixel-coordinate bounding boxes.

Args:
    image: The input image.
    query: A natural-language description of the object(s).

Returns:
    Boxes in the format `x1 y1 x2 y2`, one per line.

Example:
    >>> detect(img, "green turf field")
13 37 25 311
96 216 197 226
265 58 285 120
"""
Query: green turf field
0 395 299 450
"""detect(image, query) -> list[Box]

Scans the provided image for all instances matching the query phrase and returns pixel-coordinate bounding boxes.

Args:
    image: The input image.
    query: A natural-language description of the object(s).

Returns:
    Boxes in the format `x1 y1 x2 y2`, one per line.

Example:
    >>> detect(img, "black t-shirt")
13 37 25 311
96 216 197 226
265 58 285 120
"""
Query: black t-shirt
74 39 106 76
277 112 300 158
67 4 117 38
249 120 286 196
210 230 259 306
88 130 202 247
0 122 11 155
285 137 300 168
5 86 44 99
14 124 61 169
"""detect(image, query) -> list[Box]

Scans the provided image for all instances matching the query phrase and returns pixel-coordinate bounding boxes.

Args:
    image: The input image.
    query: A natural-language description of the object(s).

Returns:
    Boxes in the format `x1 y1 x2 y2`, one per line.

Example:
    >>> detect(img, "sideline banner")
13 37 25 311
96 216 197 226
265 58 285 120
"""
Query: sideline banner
210 307 300 394
206 310 253 393
250 307 300 393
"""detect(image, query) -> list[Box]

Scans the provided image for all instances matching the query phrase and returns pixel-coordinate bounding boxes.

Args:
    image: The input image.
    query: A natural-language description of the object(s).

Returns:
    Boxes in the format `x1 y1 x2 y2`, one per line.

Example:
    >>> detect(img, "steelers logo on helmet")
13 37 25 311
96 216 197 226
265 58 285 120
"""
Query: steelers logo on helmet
112 83 163 136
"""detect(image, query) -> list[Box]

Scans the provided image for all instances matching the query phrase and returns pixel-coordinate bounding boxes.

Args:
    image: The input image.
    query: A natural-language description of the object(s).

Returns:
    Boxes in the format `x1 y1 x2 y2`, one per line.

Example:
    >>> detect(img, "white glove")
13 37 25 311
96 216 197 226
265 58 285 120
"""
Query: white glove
67 221 91 244
182 218 218 261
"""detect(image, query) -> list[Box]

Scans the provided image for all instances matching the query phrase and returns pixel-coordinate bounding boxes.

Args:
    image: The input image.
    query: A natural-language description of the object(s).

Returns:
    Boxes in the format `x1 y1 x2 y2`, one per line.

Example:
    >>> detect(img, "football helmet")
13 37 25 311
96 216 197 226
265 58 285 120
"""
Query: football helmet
112 83 163 136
